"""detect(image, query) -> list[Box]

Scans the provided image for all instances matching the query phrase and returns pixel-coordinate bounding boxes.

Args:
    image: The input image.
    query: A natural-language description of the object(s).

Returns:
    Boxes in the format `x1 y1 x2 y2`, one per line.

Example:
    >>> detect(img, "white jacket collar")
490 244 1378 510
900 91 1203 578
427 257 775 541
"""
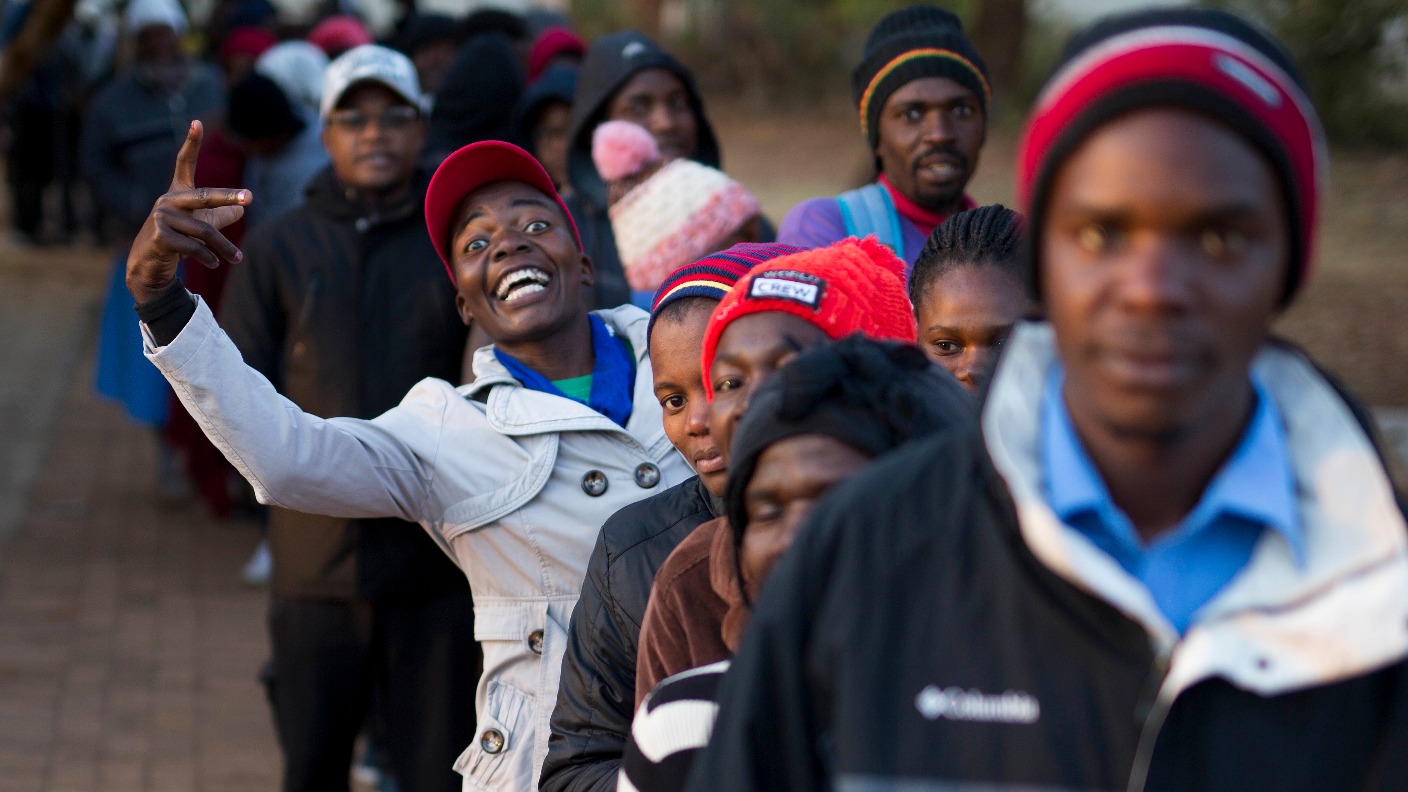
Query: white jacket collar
984 322 1408 696
460 306 670 452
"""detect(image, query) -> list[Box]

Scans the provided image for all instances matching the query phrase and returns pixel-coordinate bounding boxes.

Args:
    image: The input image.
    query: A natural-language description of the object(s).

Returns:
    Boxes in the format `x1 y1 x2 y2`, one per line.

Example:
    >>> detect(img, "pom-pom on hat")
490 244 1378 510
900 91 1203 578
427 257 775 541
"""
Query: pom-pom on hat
647 242 805 340
1016 7 1325 307
425 141 581 282
701 236 918 399
594 120 762 294
852 5 989 151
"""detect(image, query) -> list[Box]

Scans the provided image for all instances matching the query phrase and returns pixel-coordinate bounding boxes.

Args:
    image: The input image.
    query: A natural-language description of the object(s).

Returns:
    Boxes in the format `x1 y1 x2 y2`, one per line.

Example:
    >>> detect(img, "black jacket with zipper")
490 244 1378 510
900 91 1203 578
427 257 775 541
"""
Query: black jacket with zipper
220 165 470 601
687 330 1408 792
540 475 722 792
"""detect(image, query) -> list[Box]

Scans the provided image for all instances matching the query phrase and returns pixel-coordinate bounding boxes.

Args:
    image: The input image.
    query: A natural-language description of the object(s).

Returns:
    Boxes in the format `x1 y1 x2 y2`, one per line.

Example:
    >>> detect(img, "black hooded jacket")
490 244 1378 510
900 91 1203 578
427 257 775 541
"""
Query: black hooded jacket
540 475 722 792
425 32 524 165
564 31 721 310
219 165 470 601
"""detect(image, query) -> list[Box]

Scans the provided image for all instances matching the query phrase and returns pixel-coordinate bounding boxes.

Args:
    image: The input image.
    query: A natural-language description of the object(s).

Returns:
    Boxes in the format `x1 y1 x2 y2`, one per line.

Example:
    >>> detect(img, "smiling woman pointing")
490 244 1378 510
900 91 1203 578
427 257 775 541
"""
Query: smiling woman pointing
124 129 692 792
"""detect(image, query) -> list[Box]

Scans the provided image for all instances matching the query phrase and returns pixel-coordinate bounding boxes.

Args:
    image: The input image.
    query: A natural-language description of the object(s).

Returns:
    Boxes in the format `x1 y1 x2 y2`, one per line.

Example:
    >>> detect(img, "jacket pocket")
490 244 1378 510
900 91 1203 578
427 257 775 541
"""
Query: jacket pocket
453 679 533 791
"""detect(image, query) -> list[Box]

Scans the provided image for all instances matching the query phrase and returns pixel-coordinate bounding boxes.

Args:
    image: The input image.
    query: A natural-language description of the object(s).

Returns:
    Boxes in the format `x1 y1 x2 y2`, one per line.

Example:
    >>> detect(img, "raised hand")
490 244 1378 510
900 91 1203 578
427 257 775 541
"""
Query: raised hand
125 120 253 303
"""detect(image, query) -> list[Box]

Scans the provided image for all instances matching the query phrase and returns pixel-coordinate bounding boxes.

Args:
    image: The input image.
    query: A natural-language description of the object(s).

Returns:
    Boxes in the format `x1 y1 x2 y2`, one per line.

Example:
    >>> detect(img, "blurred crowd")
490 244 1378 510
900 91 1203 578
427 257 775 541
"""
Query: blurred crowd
9 2 1408 792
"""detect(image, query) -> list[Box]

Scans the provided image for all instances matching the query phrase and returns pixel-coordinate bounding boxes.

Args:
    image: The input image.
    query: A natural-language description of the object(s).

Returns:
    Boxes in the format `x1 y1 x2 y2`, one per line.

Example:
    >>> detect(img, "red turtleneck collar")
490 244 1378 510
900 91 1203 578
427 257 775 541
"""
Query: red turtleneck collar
878 173 976 234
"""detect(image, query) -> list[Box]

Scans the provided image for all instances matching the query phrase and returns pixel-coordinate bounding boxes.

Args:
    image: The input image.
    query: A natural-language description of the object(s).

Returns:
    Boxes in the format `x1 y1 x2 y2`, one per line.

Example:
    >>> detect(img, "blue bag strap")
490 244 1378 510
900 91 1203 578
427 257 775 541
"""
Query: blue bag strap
835 183 905 262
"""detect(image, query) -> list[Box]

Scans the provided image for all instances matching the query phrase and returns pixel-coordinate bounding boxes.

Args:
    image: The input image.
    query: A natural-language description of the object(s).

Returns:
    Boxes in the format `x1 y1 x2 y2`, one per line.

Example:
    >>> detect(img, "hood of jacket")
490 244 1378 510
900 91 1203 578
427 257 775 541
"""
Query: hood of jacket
427 32 524 159
565 30 720 210
982 321 1408 700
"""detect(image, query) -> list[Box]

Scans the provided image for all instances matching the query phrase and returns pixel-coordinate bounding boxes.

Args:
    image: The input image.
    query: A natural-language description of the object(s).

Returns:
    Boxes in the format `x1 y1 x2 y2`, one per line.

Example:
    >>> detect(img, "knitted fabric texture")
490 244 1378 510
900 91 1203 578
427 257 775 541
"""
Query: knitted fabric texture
851 4 989 150
647 242 805 338
1015 8 1325 306
701 236 917 399
596 122 761 294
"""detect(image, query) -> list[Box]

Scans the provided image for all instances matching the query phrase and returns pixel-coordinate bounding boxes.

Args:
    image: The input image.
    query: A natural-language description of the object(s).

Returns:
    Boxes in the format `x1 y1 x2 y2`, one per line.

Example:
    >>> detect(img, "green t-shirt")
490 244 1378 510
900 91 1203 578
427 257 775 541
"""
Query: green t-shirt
553 374 594 403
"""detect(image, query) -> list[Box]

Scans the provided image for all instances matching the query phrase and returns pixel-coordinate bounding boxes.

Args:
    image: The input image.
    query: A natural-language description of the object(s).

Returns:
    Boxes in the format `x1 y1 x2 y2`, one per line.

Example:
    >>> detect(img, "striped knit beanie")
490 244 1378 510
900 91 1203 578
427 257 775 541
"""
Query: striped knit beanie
701 236 918 400
1017 8 1326 307
852 5 990 151
647 242 804 340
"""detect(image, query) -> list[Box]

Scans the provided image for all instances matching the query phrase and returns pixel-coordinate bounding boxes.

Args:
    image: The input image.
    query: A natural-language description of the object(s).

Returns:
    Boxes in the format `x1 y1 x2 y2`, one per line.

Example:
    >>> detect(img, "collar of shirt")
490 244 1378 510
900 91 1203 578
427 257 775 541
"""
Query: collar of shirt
1040 364 1305 591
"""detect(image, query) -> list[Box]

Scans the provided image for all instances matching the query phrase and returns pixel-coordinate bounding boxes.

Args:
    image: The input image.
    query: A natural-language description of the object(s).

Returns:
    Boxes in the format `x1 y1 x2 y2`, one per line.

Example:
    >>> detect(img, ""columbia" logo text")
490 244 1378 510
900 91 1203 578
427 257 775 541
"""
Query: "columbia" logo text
914 685 1040 724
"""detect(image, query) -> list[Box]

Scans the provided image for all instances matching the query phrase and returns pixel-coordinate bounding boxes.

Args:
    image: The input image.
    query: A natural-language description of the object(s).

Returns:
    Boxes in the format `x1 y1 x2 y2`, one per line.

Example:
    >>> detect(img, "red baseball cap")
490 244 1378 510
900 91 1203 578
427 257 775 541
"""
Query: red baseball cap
424 140 582 282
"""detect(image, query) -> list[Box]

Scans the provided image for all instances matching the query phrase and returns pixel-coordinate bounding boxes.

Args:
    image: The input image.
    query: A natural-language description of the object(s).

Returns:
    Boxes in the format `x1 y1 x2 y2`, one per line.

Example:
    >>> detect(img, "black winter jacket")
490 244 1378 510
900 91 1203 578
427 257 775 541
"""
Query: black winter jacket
540 475 722 792
220 166 470 601
689 327 1408 792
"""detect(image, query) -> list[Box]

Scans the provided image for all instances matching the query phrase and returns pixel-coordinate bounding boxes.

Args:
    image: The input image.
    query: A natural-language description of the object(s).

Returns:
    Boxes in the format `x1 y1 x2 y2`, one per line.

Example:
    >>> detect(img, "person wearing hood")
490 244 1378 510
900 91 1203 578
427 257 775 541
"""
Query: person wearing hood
216 45 477 792
228 72 329 227
85 0 222 441
539 243 801 792
691 9 1408 791
777 5 988 271
620 336 971 792
564 30 727 310
392 12 463 99
516 62 577 193
424 31 524 165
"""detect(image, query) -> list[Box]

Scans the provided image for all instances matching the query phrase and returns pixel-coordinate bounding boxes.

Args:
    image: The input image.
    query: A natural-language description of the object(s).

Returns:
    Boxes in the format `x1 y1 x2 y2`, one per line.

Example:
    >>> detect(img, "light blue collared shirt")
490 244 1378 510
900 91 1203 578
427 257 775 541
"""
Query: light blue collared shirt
1040 366 1303 634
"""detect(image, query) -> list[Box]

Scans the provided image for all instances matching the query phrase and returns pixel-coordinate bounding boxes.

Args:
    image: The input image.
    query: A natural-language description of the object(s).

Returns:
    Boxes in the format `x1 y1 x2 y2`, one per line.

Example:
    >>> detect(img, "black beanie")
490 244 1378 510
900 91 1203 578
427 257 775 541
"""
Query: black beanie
851 4 990 151
724 335 973 539
228 72 305 142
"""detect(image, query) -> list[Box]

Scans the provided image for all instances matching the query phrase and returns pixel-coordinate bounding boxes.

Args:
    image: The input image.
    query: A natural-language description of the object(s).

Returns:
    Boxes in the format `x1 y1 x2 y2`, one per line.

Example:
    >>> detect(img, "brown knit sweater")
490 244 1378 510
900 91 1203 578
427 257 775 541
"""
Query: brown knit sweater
634 516 751 705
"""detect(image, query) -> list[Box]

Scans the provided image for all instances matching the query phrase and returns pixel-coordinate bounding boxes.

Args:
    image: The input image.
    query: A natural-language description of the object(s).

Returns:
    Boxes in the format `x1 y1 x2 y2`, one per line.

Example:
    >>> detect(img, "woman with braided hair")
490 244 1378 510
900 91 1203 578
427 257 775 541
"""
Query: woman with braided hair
909 203 1034 393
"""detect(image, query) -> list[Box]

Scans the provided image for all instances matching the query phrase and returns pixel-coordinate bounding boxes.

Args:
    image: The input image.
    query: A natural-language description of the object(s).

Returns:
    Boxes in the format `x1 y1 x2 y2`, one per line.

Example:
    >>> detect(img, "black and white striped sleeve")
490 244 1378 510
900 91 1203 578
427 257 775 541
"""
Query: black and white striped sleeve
617 660 730 792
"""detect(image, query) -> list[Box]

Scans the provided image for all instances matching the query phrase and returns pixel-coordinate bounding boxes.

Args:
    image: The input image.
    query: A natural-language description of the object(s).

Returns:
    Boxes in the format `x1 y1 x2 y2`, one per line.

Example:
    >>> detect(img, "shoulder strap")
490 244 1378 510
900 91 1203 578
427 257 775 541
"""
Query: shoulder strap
835 183 905 261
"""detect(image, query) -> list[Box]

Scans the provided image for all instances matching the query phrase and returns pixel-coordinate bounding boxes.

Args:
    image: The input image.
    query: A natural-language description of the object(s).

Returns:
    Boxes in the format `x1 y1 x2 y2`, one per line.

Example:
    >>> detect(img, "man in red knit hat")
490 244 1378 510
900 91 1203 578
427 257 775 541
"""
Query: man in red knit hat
635 235 919 700
691 9 1408 792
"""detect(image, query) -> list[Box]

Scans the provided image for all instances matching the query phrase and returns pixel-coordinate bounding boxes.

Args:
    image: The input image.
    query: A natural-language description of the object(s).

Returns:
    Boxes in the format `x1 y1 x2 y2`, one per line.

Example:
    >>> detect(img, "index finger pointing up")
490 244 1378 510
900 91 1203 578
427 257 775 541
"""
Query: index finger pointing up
170 120 204 191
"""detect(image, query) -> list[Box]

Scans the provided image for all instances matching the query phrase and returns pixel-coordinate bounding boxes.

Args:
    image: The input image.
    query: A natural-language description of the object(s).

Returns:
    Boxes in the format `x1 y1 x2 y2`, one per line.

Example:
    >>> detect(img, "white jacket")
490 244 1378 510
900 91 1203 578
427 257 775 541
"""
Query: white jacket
143 299 692 791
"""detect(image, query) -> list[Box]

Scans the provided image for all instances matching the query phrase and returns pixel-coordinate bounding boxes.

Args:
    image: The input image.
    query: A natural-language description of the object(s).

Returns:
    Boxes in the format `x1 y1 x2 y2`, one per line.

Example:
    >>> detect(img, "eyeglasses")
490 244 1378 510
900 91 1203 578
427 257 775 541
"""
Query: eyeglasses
326 105 421 133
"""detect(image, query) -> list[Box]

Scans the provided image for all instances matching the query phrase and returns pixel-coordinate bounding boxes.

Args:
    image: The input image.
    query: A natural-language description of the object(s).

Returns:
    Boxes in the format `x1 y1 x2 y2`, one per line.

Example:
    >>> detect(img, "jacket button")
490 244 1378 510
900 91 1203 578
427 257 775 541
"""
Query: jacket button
581 470 608 497
480 728 505 754
528 629 544 656
634 463 661 489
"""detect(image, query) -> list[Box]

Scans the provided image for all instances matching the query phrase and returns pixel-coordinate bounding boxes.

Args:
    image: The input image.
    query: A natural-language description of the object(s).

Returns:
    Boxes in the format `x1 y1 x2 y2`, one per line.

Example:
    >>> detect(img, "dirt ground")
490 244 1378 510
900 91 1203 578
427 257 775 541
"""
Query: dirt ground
711 101 1408 407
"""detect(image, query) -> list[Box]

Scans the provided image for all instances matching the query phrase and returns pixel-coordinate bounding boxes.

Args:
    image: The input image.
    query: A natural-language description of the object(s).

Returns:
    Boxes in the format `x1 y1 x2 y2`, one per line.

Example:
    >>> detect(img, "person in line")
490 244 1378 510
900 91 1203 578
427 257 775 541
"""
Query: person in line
635 236 918 699
778 4 988 270
689 9 1408 791
539 243 801 792
592 120 764 307
391 13 463 100
228 71 329 228
123 129 692 790
621 336 971 792
564 30 728 309
84 0 222 471
216 46 475 792
424 30 524 165
909 204 1032 393
517 63 578 194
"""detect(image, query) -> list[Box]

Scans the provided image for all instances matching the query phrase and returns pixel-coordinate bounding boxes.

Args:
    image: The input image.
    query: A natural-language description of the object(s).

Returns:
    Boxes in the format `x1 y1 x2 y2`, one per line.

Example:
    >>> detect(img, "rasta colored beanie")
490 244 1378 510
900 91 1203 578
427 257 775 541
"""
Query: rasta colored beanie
1016 8 1325 307
594 120 762 294
701 236 917 399
852 4 990 151
647 242 804 339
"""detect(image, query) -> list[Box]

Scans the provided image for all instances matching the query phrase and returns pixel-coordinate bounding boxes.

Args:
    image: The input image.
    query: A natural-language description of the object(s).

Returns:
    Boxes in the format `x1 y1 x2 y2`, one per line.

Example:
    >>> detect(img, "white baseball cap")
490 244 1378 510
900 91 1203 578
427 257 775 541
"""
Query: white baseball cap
319 44 427 121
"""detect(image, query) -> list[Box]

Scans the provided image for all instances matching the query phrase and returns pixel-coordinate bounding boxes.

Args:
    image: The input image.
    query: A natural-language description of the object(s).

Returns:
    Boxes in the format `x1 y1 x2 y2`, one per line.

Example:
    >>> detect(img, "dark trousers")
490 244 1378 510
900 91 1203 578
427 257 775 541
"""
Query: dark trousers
267 592 480 792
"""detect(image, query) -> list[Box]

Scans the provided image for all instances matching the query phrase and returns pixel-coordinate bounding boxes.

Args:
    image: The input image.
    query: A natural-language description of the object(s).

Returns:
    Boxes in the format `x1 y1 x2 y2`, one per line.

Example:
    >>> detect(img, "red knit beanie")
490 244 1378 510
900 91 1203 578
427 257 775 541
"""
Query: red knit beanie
701 236 917 399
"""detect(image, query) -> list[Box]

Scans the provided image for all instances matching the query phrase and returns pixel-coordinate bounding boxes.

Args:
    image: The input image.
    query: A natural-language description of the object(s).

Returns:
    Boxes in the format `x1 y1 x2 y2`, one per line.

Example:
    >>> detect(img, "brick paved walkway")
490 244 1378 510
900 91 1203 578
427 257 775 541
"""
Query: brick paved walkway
0 296 279 789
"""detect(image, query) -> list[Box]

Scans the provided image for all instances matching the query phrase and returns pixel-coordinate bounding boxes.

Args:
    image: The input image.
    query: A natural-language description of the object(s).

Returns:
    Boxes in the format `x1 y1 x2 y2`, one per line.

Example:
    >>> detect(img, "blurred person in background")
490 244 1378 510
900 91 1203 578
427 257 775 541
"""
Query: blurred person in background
516 63 577 193
691 9 1408 791
217 45 475 792
591 120 763 307
424 30 523 165
230 71 329 227
778 4 988 271
539 243 801 792
257 40 330 123
909 204 1033 394
84 0 222 488
620 336 970 792
565 30 744 310
216 24 277 88
391 12 462 100
526 25 585 84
